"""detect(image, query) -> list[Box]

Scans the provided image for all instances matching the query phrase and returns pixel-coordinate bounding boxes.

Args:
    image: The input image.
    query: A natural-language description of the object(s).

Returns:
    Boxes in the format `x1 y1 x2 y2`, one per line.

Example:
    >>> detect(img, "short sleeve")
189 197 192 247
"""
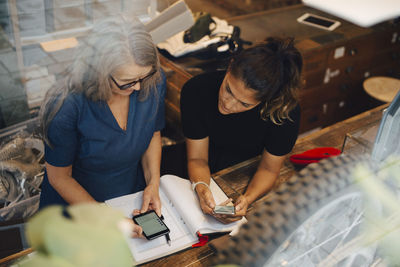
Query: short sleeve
180 76 208 139
154 70 166 131
264 105 301 156
44 96 79 167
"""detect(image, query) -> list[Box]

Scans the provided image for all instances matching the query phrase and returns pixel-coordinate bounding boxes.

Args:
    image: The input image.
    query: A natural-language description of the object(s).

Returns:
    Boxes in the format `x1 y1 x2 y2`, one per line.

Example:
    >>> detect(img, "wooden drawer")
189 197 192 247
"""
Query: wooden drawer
301 46 328 74
165 100 181 128
300 103 334 133
161 56 191 90
325 28 400 71
302 62 369 96
161 55 192 129
299 84 340 108
331 95 373 124
299 79 368 132
299 82 358 111
299 85 339 132
326 35 375 67
164 69 189 92
368 62 400 78
302 40 376 93
300 106 324 133
370 49 400 70
302 69 326 89
373 28 400 52
165 81 181 110
299 93 368 133
321 61 372 90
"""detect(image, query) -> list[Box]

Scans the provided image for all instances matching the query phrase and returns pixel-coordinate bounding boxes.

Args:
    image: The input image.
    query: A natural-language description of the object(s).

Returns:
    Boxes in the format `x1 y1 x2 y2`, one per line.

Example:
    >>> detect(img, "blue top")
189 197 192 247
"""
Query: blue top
39 74 166 208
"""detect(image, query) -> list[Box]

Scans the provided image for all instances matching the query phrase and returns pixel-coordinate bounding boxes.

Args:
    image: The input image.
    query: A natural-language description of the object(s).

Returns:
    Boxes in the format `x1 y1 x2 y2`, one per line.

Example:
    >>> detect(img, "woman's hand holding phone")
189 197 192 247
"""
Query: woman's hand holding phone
132 210 170 240
131 222 144 238
123 217 144 238
140 183 162 216
233 195 249 216
131 183 162 239
193 183 247 224
213 196 248 224
195 184 216 215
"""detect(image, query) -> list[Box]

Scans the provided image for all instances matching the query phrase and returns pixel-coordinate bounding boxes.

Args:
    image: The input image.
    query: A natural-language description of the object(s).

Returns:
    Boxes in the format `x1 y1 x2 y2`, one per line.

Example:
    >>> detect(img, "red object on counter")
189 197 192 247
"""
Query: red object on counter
192 232 209 247
289 147 342 166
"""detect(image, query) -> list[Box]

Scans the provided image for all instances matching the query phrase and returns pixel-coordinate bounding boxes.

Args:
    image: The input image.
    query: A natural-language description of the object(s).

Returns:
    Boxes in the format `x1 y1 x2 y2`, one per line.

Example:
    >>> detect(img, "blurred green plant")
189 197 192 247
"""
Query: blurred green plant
17 203 135 267
354 156 400 266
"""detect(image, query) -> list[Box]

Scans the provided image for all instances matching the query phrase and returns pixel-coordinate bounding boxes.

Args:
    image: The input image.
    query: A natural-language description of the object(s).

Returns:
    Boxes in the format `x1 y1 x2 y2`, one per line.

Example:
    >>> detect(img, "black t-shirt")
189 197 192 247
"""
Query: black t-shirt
180 71 300 173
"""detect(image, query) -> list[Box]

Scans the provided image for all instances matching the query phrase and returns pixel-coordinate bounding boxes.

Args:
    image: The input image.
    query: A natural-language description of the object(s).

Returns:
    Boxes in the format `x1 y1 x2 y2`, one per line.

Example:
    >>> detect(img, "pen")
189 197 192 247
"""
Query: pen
165 233 171 246
160 215 171 246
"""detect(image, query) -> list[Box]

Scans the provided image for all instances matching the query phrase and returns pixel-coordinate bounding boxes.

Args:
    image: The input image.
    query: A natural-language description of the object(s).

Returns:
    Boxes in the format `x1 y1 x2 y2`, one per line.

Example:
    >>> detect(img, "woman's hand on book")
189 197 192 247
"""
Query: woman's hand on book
140 183 162 216
195 184 216 215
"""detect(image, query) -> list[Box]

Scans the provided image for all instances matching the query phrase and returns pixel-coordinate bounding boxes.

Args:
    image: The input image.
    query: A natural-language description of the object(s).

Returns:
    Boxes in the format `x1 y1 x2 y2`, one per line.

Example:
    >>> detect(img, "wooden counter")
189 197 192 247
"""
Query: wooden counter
0 104 388 266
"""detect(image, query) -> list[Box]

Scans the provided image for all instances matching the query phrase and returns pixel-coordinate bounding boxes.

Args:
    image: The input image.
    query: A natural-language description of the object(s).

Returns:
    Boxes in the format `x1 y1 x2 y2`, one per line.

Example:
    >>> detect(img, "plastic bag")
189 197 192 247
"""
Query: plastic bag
0 132 44 221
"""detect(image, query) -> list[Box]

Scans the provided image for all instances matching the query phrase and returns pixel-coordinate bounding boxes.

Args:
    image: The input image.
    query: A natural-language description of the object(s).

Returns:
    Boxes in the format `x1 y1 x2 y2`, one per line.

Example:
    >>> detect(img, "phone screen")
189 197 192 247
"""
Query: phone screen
214 205 235 215
133 211 170 240
304 16 335 27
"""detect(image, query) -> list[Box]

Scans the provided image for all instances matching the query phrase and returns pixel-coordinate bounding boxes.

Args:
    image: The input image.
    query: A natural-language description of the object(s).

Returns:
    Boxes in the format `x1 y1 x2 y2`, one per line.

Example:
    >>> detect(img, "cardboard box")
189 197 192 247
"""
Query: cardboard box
144 0 194 44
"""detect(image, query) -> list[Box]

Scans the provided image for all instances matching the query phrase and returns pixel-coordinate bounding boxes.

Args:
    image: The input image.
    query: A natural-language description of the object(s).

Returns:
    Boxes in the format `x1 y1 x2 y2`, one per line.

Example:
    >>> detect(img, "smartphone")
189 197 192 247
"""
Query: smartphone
132 210 170 240
214 205 235 215
297 13 341 31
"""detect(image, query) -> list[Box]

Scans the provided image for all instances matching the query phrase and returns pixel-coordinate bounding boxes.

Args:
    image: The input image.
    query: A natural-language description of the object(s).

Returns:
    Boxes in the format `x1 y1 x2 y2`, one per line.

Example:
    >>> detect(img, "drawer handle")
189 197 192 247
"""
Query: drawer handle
345 66 353 73
340 84 348 92
308 115 318 123
349 48 358 56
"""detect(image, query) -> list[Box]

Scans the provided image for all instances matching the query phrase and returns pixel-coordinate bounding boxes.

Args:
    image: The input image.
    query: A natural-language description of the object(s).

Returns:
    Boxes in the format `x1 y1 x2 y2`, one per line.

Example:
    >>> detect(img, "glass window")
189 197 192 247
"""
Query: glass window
0 0 161 129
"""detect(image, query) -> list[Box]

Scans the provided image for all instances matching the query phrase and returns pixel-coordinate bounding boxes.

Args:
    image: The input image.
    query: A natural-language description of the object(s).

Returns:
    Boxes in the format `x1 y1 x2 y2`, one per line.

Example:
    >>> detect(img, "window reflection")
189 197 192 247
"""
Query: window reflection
0 0 161 129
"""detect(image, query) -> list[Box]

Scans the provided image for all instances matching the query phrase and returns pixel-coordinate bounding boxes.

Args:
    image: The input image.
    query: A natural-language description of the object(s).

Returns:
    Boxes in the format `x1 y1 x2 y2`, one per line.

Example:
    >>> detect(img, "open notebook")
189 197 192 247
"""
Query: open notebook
105 174 246 265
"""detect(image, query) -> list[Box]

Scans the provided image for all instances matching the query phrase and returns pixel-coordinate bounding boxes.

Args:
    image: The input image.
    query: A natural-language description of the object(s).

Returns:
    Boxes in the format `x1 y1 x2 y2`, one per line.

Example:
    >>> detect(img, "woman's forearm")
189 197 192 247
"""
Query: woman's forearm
188 158 211 183
46 163 96 204
141 131 162 186
244 168 278 204
243 150 284 204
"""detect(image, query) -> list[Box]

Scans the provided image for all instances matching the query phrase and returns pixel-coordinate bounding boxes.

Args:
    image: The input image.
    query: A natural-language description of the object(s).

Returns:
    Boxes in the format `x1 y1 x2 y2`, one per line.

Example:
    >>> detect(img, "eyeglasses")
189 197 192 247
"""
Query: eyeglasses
110 70 156 90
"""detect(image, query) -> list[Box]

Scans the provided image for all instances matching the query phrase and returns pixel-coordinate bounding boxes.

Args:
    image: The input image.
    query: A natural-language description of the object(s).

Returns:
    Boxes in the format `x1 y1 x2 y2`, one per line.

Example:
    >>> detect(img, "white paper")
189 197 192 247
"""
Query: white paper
105 174 246 264
160 175 246 234
105 190 197 263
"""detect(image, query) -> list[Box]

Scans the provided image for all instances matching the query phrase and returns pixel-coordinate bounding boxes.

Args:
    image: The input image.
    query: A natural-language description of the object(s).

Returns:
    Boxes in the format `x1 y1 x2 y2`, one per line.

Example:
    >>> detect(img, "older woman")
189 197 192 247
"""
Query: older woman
39 16 165 235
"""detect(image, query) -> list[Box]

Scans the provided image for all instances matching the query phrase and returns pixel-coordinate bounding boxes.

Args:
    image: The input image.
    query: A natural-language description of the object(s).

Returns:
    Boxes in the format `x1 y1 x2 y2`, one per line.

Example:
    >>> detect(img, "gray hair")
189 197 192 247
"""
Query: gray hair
40 15 161 146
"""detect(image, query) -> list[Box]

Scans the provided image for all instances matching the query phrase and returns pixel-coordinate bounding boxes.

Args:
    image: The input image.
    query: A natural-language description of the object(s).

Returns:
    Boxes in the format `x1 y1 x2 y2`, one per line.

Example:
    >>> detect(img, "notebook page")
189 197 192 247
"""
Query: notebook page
105 190 197 264
160 174 244 234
